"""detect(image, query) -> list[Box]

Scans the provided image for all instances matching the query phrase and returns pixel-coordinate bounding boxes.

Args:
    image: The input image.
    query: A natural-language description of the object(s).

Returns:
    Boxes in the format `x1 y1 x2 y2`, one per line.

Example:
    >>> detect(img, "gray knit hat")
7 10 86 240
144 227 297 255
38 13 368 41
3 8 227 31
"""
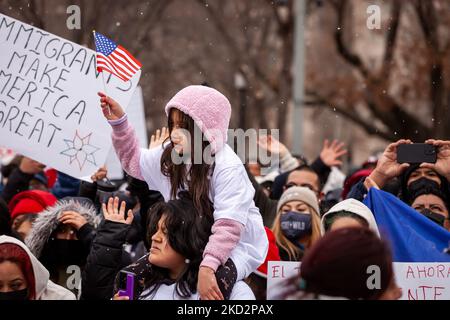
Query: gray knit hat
276 186 320 215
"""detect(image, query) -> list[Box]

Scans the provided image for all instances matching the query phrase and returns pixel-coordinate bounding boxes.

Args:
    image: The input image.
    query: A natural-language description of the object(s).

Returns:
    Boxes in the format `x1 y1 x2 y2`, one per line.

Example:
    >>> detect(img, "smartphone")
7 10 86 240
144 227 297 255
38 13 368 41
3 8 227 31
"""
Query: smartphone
397 143 437 164
117 270 136 300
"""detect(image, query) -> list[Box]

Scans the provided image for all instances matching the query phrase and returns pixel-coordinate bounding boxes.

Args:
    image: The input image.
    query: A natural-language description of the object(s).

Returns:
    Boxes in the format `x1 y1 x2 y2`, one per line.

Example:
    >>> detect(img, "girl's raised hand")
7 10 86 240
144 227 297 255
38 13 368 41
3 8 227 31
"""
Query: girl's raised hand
149 127 169 149
102 197 134 225
98 92 125 121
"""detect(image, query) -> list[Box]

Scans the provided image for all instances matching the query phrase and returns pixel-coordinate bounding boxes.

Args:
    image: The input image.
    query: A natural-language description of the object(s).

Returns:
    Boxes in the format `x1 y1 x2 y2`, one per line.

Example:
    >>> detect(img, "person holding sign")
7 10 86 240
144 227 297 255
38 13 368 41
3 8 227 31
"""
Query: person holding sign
271 186 322 261
98 85 267 300
284 227 402 300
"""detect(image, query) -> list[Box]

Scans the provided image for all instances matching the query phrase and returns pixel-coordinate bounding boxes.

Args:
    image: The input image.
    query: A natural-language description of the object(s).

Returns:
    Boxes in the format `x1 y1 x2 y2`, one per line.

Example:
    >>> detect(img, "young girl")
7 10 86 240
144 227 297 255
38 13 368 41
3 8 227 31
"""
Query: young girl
98 85 267 299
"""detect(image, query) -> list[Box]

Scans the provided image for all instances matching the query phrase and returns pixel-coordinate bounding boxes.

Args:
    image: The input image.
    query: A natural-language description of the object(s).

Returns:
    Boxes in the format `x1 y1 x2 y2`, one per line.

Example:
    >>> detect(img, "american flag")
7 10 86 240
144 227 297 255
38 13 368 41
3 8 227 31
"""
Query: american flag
94 31 142 82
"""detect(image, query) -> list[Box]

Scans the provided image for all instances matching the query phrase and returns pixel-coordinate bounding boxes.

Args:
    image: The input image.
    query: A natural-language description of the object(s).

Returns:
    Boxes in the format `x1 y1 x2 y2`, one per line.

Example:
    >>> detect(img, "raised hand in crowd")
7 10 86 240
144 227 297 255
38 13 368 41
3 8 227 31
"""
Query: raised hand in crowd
98 92 125 121
19 156 45 175
257 135 289 157
319 139 347 167
102 196 134 225
149 127 169 149
420 139 450 182
91 166 108 182
59 210 88 230
367 139 412 189
363 176 380 191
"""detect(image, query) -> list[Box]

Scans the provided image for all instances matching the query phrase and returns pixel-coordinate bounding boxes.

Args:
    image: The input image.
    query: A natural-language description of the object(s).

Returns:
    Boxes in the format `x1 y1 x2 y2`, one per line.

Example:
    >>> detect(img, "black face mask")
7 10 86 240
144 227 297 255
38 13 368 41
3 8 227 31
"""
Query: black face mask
40 239 88 267
406 178 441 200
0 288 28 300
419 209 446 227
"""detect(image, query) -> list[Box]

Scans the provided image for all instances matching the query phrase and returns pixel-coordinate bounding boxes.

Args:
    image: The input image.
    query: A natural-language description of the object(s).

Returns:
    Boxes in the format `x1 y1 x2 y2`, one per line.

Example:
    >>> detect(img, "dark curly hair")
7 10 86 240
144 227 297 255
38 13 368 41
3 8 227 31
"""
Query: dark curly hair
140 192 214 299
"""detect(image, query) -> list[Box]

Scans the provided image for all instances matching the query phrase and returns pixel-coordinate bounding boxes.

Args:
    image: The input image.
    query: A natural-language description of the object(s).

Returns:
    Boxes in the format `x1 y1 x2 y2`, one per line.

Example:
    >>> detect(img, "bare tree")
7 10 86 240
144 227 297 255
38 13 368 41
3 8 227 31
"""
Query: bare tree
306 0 450 142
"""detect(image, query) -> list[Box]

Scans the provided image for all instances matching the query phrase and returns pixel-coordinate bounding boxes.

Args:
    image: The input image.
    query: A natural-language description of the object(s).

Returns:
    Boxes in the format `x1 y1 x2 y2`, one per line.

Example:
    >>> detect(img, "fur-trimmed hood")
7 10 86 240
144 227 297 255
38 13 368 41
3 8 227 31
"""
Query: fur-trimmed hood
25 198 98 258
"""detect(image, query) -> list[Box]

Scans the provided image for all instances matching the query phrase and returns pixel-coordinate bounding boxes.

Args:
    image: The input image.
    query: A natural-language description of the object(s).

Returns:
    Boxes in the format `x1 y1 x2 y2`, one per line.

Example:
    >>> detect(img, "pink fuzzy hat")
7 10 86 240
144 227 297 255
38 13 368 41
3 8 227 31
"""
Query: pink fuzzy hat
165 85 231 154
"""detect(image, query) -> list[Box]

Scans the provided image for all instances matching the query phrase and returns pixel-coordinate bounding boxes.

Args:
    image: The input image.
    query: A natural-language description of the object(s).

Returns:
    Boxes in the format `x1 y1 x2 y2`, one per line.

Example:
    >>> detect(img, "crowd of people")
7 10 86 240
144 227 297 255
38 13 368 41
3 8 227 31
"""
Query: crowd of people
0 85 449 300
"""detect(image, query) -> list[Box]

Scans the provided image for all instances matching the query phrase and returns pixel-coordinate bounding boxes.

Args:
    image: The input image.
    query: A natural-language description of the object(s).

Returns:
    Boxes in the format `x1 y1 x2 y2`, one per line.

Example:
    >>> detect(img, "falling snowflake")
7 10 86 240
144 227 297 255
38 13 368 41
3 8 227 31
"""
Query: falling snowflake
60 131 100 171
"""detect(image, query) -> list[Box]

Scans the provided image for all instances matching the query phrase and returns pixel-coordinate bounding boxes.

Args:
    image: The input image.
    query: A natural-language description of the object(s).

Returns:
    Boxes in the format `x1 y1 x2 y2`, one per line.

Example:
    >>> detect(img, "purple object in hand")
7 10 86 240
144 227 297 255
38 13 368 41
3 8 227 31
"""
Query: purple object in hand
117 271 135 300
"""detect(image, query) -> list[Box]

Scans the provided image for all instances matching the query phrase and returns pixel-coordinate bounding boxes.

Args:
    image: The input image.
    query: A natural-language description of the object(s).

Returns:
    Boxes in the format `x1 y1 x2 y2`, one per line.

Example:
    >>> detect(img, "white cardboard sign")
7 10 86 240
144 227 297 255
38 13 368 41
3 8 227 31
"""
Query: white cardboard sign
0 14 141 179
267 261 450 300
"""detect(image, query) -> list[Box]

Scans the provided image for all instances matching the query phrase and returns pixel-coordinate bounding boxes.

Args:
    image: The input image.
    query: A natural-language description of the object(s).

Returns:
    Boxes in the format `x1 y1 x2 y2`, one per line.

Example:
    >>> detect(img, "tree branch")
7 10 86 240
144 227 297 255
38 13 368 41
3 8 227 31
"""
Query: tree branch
304 92 394 141
414 0 440 52
334 0 370 78
379 0 401 80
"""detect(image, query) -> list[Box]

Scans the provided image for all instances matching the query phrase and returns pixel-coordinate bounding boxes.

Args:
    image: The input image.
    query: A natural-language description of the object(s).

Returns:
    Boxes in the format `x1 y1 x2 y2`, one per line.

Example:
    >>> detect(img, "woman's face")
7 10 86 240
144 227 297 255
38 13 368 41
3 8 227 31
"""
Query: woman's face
407 168 441 187
0 261 27 293
280 200 313 215
11 217 34 241
148 215 185 279
412 194 450 230
54 224 78 240
169 109 191 156
329 216 366 232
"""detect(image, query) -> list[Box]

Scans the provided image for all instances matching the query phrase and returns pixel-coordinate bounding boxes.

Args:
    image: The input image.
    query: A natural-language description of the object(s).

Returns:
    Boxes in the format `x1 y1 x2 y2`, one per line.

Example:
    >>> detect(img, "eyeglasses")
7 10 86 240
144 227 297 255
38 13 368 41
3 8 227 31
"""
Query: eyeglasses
284 182 320 196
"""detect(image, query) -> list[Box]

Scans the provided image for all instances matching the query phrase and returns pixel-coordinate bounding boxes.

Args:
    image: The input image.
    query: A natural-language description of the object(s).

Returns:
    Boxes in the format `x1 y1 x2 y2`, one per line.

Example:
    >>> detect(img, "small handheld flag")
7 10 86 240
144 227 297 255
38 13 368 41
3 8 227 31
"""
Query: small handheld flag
93 31 142 82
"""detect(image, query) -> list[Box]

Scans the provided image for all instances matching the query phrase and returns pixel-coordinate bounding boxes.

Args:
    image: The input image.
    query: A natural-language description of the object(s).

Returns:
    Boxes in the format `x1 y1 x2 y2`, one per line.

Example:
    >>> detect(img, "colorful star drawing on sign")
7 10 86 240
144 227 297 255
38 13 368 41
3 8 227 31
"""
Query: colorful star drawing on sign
60 131 100 170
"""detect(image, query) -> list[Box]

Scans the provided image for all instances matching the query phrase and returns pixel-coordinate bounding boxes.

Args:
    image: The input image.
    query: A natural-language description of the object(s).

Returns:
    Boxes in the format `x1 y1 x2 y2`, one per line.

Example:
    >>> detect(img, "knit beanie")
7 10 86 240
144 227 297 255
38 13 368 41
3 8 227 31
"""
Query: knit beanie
8 190 57 221
276 186 320 216
165 85 231 154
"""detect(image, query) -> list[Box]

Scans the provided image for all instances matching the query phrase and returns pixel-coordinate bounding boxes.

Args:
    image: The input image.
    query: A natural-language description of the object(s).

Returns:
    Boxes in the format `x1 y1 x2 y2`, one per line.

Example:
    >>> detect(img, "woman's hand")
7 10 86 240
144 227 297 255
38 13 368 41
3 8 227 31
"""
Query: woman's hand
363 176 380 191
197 266 224 300
320 139 348 167
257 135 289 157
112 293 129 300
59 211 88 230
421 139 450 181
102 197 134 225
368 139 412 189
91 166 108 182
98 92 125 120
19 156 45 175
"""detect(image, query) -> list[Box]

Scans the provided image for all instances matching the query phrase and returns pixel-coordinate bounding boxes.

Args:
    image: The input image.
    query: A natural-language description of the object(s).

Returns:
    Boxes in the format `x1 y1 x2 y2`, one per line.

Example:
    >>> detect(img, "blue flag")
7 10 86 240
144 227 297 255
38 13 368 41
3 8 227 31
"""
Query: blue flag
363 188 450 262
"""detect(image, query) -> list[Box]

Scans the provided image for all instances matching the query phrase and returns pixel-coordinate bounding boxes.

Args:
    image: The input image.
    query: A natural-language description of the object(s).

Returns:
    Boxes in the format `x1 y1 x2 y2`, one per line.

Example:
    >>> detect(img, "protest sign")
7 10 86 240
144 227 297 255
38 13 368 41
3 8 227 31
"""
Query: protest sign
267 261 450 300
267 261 301 300
394 263 450 300
0 14 141 179
106 86 148 180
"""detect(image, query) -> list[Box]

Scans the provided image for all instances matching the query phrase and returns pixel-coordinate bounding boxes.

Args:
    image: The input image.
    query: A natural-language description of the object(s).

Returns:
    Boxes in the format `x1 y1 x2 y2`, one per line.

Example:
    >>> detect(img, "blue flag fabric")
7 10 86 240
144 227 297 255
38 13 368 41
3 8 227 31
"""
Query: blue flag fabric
363 188 450 262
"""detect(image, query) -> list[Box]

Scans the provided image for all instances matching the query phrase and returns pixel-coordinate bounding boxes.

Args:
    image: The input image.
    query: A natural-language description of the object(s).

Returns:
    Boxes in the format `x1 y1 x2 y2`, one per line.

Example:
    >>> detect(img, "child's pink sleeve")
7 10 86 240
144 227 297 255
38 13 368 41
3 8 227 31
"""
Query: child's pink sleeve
109 115 144 180
200 219 244 271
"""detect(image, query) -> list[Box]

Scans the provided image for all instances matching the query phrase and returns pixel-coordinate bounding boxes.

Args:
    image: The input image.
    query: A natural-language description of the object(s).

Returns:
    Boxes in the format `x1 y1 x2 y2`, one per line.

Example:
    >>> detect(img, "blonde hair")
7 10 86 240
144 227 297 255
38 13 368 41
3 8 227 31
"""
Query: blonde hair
271 202 322 261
